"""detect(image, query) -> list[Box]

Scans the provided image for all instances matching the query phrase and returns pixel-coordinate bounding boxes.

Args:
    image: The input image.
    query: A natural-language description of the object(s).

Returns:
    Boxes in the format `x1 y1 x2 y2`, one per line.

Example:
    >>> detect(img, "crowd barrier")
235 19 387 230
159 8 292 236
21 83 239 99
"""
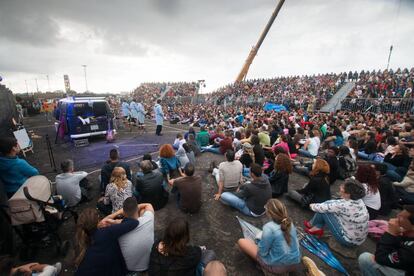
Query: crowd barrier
341 98 414 113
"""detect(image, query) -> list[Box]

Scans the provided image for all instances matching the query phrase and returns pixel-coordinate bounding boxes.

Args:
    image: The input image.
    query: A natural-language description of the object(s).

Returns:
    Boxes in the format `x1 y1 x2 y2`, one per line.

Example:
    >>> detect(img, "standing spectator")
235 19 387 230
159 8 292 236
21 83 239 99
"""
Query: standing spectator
99 198 155 274
154 99 164 136
237 199 301 274
98 167 133 215
74 208 139 276
135 160 168 210
213 150 243 199
168 163 202 213
100 149 131 194
356 165 381 220
220 163 272 217
0 137 39 198
55 159 88 207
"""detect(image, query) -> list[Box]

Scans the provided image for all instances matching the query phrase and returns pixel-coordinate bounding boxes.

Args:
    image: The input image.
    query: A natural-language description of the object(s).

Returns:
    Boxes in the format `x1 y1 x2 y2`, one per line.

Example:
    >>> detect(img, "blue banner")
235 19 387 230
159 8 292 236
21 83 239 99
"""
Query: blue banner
263 102 287 112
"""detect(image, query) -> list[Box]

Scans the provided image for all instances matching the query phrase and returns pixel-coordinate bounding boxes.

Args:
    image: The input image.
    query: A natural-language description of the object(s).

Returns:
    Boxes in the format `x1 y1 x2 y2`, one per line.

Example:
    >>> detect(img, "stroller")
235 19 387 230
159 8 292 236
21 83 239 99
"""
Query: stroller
6 175 77 260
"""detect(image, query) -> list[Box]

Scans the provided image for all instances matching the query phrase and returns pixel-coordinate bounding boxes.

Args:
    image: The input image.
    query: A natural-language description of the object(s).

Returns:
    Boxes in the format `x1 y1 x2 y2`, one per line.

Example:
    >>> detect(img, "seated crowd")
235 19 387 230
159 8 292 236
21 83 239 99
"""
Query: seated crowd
1 68 414 275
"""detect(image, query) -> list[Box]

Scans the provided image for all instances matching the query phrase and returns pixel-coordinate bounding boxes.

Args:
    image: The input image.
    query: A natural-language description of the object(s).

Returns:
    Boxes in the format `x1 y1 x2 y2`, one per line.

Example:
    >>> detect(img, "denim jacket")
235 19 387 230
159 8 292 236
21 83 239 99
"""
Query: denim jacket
258 221 301 266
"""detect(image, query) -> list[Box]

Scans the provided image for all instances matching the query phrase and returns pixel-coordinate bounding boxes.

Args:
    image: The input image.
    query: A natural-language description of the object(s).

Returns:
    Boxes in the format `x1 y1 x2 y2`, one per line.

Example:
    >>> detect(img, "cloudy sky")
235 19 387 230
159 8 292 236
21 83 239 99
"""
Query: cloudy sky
0 0 413 94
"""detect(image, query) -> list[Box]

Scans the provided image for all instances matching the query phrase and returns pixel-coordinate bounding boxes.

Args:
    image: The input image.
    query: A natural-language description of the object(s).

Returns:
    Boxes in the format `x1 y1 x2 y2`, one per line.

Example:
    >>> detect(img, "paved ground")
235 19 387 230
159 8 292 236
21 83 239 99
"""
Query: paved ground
16 115 380 275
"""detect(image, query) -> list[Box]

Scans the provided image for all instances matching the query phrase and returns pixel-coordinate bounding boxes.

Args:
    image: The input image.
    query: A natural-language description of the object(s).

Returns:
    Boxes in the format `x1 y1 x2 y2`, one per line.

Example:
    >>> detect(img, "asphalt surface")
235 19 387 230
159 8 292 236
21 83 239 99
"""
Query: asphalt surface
17 115 380 276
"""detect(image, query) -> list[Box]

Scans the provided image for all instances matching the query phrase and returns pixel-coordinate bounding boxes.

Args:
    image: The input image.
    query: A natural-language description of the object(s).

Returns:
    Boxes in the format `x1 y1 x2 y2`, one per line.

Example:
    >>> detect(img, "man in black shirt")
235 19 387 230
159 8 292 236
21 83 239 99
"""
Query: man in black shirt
100 149 131 193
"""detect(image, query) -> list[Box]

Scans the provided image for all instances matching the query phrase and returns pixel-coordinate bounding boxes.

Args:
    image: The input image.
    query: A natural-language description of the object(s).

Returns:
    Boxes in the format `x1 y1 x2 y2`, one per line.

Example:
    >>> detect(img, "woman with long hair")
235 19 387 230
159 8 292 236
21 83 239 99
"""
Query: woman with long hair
237 199 301 274
159 144 181 178
98 167 132 215
149 218 215 275
305 179 369 247
268 153 293 197
288 158 331 208
74 208 139 275
356 164 381 219
383 143 410 182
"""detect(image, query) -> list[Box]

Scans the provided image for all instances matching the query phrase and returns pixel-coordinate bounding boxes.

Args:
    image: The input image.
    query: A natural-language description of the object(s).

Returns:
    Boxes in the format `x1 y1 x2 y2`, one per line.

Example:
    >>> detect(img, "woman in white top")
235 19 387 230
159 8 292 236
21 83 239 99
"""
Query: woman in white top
305 179 369 247
298 130 320 159
355 164 381 219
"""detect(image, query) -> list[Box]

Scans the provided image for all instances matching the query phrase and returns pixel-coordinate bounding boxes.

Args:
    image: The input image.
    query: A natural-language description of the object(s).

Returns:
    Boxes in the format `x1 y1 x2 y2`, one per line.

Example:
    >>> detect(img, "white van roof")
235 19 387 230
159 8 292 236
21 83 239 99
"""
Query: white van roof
59 96 107 103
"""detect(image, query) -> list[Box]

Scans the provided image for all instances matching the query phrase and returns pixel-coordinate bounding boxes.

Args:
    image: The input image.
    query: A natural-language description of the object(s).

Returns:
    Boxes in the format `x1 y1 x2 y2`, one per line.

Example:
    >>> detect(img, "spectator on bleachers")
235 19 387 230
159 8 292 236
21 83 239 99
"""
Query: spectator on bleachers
99 198 155 274
0 137 39 198
220 163 271 217
288 158 331 208
305 179 369 246
168 163 202 213
100 149 131 194
356 164 381 220
98 167 133 215
268 153 292 197
159 144 182 178
74 208 138 276
149 218 216 275
135 160 168 211
358 205 414 276
213 150 243 200
55 159 88 207
237 199 301 274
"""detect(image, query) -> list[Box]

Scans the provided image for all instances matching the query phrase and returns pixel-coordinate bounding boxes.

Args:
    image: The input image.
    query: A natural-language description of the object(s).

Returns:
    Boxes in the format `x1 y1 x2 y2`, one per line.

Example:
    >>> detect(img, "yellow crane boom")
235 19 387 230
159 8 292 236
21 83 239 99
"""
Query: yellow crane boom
235 0 285 82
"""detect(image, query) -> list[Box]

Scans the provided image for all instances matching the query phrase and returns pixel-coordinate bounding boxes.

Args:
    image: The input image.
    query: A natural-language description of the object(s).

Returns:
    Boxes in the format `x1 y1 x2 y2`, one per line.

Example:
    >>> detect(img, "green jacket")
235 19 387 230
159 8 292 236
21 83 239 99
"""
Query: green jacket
196 130 210 147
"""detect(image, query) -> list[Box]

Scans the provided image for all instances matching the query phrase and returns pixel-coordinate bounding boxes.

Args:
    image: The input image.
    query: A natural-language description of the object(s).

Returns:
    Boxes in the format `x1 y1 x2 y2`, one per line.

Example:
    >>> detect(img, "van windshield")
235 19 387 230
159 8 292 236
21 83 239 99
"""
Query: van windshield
74 102 108 117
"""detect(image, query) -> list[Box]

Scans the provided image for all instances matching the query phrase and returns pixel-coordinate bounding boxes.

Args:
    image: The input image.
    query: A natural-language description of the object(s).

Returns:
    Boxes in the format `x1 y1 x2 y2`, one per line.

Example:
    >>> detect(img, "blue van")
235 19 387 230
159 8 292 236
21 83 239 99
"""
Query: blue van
55 97 114 139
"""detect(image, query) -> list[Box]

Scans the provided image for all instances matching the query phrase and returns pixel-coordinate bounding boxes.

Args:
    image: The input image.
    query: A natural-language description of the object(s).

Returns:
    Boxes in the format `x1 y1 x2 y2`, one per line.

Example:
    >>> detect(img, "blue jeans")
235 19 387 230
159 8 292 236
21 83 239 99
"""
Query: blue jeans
298 149 316 159
358 151 376 161
358 252 405 276
383 162 404 182
220 192 252 216
310 212 353 247
201 146 222 154
242 167 250 177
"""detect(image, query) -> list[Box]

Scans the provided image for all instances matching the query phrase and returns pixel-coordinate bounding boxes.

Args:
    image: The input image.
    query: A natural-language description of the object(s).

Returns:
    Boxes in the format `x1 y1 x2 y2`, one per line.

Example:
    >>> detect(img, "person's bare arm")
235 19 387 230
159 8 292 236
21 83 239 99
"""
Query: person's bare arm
214 181 224 200
138 203 155 216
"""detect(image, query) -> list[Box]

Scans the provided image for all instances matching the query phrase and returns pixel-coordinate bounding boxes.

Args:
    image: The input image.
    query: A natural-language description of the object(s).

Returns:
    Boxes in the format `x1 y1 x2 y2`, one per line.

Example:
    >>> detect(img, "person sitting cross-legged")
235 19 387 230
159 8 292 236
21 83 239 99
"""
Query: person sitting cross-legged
219 163 272 217
168 163 202 214
135 160 168 211
55 159 89 207
99 197 155 274
213 150 244 198
237 199 302 274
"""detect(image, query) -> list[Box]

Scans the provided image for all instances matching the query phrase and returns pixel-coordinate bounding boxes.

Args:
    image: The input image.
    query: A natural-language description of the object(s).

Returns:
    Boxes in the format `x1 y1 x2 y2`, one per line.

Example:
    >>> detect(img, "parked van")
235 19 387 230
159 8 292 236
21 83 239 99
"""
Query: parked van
55 97 114 139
